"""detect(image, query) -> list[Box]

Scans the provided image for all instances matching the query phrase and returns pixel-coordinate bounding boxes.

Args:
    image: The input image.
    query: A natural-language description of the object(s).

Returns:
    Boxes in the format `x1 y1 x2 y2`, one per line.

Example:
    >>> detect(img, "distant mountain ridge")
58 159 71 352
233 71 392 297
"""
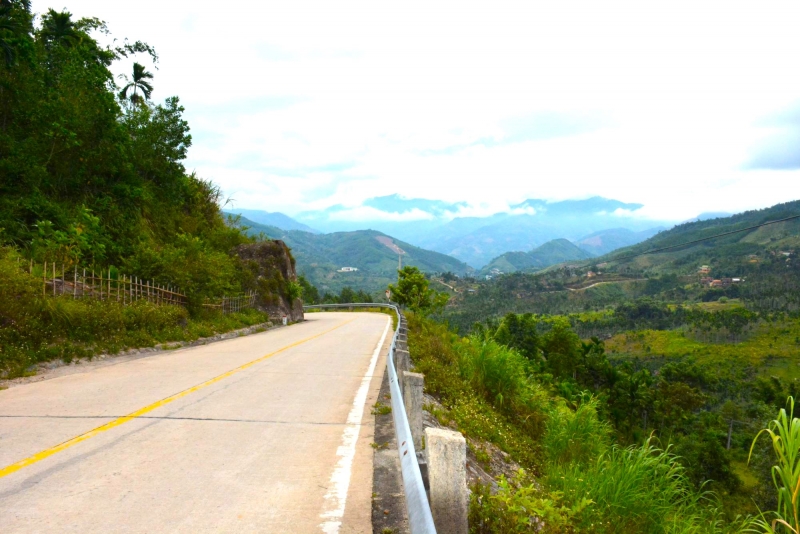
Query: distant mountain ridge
235 216 472 294
576 227 665 256
224 209 319 233
482 239 594 275
288 195 675 268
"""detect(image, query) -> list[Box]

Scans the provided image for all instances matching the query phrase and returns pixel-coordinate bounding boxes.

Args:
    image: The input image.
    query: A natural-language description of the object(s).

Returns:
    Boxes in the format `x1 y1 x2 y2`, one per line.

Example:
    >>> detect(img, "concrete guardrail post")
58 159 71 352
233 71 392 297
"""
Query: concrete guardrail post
402 371 424 449
395 348 409 391
425 427 468 534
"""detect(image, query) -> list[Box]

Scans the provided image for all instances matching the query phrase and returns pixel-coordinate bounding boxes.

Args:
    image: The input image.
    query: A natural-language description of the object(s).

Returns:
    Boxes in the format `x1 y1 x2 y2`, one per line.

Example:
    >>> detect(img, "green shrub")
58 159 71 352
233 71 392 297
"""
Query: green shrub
470 470 591 533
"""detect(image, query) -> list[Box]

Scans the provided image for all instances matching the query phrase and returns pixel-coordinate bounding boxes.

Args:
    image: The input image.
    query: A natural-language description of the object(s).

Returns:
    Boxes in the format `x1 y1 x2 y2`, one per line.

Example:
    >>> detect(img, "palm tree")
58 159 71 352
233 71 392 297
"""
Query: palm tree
40 9 79 49
119 62 153 106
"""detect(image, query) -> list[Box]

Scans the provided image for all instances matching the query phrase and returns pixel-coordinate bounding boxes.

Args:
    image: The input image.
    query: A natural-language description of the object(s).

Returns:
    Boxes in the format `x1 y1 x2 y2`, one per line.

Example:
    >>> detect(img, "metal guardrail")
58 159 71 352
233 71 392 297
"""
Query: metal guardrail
303 303 437 534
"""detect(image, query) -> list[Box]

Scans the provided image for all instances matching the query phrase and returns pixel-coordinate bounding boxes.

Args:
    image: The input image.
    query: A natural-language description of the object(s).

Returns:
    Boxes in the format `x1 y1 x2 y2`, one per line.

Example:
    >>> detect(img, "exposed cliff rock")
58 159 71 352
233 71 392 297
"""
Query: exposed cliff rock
236 241 304 322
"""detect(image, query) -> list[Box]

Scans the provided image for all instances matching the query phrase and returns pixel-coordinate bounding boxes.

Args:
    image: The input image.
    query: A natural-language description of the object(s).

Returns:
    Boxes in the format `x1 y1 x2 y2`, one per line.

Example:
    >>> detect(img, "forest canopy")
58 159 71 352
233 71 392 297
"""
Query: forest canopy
0 1 252 305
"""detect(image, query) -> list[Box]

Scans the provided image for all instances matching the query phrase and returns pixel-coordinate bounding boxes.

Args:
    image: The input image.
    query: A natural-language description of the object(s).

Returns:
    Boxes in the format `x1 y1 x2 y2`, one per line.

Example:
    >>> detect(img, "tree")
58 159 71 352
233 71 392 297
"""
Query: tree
119 62 153 105
388 266 448 315
493 312 539 361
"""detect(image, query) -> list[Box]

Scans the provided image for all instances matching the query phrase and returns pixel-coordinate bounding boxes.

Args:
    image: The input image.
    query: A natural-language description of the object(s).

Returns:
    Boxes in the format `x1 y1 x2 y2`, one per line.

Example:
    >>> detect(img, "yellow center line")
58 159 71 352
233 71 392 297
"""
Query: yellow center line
0 317 356 479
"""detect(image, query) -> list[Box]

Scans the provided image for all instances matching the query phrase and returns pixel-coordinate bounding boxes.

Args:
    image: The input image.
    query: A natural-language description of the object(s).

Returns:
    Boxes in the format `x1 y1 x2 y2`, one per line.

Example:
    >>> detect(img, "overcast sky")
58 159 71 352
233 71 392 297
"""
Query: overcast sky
32 0 800 221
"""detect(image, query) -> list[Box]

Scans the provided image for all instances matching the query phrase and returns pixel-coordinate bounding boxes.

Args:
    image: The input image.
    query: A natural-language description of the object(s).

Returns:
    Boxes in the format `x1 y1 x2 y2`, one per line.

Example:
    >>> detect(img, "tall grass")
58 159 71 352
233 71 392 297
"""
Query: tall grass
749 397 800 533
458 336 549 416
543 396 611 466
547 438 747 533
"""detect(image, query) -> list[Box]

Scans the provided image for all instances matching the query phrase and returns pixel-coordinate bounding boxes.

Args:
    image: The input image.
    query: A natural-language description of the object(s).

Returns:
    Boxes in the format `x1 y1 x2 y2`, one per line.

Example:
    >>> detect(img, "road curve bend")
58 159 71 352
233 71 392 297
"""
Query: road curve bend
0 312 390 533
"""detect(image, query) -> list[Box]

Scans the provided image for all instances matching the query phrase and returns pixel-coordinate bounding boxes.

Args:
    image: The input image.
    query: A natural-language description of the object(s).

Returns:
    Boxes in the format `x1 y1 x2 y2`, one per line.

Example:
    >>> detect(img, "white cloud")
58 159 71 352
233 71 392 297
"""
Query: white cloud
509 206 537 216
328 207 435 222
32 0 800 220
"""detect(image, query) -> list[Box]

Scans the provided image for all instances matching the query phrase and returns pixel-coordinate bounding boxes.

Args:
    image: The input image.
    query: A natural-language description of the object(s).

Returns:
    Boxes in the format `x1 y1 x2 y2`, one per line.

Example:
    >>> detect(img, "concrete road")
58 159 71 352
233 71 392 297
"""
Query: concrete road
0 312 391 533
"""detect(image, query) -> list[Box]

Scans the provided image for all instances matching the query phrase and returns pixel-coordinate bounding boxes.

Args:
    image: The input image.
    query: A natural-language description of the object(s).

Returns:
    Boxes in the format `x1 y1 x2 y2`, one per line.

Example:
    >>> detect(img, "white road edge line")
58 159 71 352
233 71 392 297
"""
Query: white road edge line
319 316 391 534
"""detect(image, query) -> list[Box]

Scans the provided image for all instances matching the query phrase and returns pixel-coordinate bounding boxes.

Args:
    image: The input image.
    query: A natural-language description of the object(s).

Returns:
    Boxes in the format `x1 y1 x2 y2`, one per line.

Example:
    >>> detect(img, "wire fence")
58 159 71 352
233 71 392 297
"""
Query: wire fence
20 259 188 307
18 259 262 313
202 291 258 314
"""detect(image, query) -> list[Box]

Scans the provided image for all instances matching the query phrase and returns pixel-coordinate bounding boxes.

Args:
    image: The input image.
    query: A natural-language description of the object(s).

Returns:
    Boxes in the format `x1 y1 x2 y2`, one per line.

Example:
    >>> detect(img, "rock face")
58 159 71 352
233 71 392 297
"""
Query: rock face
235 241 304 322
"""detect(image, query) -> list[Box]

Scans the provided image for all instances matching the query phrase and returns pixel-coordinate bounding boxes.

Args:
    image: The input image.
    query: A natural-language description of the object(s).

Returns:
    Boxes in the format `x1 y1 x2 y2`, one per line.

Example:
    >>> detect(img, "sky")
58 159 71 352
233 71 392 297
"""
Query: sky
31 0 800 222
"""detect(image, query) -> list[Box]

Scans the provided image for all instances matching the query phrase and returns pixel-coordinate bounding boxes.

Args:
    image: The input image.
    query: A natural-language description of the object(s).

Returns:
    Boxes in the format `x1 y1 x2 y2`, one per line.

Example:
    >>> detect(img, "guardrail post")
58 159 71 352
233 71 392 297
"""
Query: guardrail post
402 371 424 449
395 348 409 391
425 427 468 534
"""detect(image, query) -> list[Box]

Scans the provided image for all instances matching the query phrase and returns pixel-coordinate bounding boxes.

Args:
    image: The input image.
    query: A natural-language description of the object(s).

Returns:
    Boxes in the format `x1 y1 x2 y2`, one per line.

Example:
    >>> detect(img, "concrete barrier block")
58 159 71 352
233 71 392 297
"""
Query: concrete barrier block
425 427 468 534
402 371 424 449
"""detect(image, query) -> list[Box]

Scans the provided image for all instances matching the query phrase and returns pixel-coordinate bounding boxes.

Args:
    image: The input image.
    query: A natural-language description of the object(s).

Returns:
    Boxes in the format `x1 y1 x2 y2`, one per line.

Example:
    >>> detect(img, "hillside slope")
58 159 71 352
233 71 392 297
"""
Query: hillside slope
577 227 664 256
481 239 594 275
603 199 800 274
238 217 473 294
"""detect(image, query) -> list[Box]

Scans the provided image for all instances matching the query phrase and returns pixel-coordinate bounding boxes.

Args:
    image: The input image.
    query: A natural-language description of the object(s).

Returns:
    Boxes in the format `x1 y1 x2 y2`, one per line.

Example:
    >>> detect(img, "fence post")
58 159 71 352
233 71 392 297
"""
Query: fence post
425 427 468 534
52 262 56 296
402 371 424 450
73 265 77 299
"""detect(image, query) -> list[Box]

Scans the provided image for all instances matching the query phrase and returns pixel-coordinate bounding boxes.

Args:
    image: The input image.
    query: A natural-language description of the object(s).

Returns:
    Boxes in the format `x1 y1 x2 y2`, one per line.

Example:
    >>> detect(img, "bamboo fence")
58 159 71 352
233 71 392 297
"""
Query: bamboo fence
22 259 188 307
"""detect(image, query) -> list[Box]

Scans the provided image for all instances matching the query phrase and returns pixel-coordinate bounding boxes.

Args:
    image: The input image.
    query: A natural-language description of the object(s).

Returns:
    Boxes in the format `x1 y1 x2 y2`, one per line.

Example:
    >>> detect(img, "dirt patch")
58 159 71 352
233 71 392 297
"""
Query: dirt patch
375 236 406 256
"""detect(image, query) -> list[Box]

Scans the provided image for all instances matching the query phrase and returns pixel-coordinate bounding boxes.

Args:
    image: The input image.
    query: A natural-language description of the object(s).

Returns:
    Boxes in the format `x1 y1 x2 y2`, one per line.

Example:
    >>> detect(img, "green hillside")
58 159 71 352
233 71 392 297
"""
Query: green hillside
441 200 800 331
576 227 663 256
238 217 473 294
603 200 800 274
481 238 594 275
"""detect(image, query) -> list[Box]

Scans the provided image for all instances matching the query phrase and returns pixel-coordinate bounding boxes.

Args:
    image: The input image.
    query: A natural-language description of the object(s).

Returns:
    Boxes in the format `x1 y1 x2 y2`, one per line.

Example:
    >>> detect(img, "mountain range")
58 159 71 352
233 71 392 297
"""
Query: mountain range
234 217 472 294
238 195 671 268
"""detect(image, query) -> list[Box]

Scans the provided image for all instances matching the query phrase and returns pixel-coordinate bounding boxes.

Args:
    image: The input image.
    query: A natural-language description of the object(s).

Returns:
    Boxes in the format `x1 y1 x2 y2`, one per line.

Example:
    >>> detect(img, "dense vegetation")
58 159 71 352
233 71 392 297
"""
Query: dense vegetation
410 313 759 532
0 2 254 305
0 2 287 376
397 201 800 531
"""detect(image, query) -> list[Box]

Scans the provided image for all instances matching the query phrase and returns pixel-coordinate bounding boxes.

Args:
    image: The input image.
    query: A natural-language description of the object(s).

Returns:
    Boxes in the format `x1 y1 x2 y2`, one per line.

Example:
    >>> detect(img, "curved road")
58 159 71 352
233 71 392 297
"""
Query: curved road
0 312 391 533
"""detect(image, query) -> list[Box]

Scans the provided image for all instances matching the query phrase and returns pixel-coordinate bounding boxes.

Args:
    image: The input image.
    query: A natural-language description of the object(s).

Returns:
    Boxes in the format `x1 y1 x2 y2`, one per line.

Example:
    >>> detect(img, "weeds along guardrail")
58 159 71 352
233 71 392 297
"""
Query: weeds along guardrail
304 303 437 534
15 258 188 306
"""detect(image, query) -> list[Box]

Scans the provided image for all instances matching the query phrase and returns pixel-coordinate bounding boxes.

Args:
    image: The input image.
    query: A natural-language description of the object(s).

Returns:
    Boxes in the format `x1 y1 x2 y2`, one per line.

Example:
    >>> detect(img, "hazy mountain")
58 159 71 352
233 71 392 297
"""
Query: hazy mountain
481 239 594 275
224 209 319 233
576 227 665 256
257 195 680 268
417 198 666 267
236 216 472 294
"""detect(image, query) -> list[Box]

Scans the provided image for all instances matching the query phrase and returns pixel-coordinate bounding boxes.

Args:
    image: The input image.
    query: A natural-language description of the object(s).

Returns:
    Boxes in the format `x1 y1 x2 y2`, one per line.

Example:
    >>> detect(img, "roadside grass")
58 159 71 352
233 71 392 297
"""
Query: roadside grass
371 401 391 415
407 313 543 469
409 312 755 533
0 253 271 378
